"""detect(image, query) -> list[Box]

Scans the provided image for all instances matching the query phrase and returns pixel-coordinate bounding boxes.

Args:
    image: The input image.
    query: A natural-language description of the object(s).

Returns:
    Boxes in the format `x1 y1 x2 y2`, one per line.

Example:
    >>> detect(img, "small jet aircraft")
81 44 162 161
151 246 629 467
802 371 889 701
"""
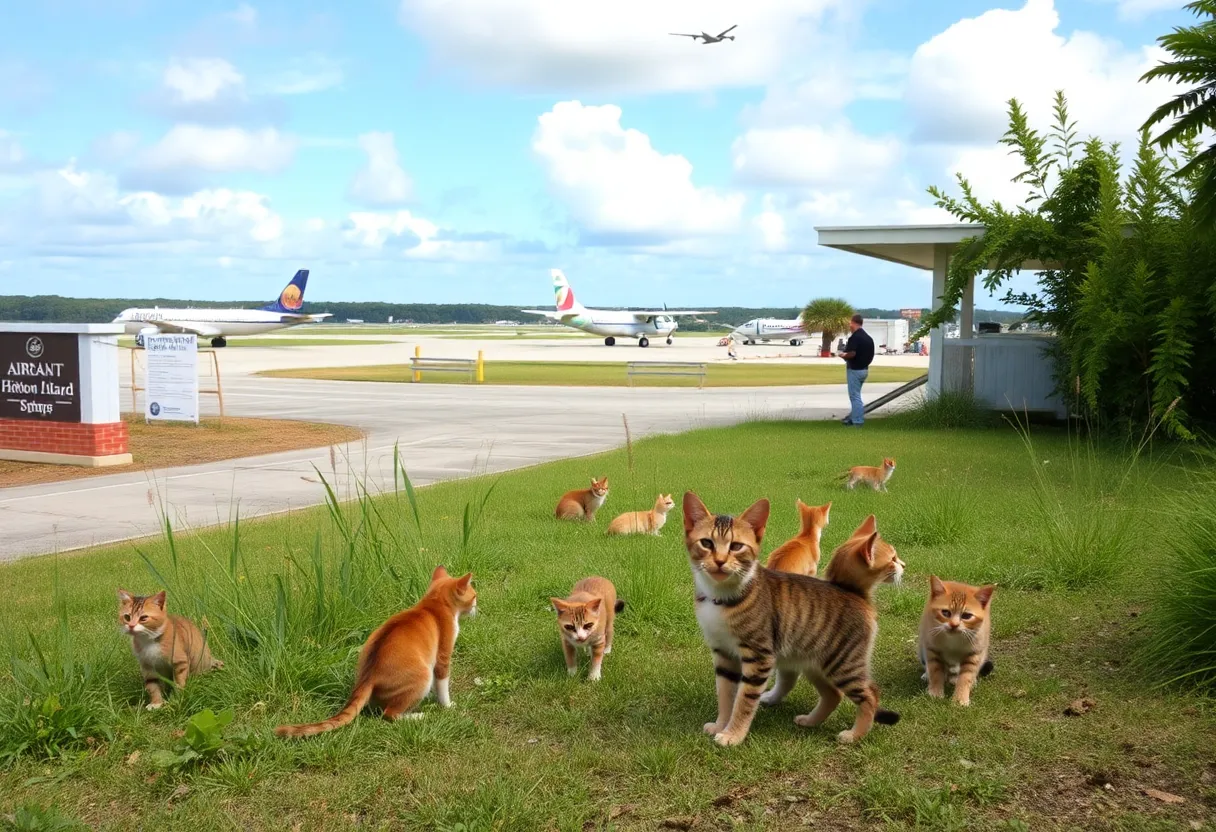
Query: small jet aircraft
522 270 714 347
669 24 737 44
114 269 332 348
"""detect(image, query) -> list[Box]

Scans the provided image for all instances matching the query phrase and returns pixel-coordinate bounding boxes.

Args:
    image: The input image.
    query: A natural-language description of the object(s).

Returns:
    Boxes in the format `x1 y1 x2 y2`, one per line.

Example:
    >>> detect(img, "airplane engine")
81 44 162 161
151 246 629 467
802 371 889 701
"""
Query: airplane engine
134 326 159 348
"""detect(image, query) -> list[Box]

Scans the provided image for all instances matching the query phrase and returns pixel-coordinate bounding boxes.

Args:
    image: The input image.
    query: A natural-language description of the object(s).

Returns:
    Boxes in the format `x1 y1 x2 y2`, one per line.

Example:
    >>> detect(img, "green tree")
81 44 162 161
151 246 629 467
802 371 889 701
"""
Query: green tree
1140 0 1216 227
801 298 855 353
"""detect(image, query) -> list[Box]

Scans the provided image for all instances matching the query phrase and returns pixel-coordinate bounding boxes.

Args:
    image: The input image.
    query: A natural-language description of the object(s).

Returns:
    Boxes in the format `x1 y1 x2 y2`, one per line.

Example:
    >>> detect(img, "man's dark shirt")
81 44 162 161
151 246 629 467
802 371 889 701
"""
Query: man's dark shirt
843 328 875 371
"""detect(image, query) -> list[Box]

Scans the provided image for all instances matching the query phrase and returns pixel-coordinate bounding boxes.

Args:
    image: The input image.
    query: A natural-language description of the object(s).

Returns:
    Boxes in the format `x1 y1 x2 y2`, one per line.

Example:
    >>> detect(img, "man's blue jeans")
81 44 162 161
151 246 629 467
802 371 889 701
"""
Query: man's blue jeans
846 368 868 425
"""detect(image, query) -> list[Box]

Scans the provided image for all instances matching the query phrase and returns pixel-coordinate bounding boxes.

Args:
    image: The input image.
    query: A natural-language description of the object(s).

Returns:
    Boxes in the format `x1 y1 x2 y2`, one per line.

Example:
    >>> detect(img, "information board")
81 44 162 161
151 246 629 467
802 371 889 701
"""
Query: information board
0 332 82 422
144 334 199 423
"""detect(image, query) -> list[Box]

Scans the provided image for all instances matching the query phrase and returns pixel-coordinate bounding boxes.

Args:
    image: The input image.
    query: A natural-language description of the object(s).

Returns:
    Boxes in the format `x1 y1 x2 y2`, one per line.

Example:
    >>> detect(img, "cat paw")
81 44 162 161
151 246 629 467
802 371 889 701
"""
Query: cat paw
703 721 723 735
392 712 425 721
919 670 928 682
793 713 824 728
927 687 945 699
758 690 782 707
441 699 455 709
588 669 602 682
566 666 578 677
836 729 857 744
145 702 163 711
212 660 225 670
603 645 612 655
953 695 971 707
713 731 745 747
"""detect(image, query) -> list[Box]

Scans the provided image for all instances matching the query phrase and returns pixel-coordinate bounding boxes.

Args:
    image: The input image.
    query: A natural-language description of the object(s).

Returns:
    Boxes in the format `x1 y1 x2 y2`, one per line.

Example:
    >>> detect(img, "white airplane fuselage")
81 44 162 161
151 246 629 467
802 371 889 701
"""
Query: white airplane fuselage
732 318 810 345
114 307 315 338
562 310 680 339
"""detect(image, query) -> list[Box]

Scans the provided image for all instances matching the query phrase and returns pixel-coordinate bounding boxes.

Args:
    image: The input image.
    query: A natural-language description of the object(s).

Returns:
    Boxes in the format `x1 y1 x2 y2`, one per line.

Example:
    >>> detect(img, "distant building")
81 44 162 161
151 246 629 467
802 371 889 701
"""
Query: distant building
900 308 922 321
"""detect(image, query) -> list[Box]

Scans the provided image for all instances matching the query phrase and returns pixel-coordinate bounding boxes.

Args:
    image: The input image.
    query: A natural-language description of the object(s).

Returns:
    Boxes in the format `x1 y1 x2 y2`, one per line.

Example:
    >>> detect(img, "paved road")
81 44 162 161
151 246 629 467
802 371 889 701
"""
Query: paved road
0 376 914 562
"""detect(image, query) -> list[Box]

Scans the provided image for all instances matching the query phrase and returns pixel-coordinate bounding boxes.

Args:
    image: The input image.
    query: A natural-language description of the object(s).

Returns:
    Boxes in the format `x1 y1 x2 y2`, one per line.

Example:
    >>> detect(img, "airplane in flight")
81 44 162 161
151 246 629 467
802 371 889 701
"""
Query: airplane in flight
114 269 332 348
669 25 737 44
521 270 714 347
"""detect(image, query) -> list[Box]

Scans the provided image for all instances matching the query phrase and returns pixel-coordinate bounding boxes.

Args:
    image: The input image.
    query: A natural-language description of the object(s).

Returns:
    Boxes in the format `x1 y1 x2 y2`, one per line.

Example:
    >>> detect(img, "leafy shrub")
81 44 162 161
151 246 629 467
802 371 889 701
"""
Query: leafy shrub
149 708 263 773
0 804 88 832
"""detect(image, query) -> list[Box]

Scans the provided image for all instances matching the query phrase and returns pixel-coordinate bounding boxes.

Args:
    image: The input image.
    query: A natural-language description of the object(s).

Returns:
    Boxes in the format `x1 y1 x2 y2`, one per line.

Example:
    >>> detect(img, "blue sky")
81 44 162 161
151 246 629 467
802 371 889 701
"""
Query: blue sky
0 0 1194 311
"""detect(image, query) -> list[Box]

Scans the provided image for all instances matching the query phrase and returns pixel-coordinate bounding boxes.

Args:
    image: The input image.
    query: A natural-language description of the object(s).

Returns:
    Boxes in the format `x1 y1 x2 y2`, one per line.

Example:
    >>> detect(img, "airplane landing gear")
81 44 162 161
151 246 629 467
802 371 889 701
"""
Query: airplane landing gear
638 336 650 348
666 337 673 345
211 337 227 348
790 339 801 347
605 336 616 346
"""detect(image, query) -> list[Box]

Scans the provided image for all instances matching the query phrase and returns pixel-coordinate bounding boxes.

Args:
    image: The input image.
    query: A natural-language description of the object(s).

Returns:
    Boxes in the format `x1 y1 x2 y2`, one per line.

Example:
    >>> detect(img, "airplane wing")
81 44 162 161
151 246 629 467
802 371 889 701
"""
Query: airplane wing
668 32 700 38
716 24 737 37
629 310 717 320
143 320 224 337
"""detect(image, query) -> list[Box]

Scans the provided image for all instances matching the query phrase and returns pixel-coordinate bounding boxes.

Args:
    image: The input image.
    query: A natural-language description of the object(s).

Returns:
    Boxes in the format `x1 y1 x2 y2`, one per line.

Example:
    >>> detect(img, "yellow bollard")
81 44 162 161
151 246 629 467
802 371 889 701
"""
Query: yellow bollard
476 350 484 383
413 345 421 383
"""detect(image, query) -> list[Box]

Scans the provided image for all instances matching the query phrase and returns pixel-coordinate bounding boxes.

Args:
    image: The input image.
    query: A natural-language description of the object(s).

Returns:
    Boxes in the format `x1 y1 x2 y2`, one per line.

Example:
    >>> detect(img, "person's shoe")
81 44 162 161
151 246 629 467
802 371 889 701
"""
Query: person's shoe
841 418 854 425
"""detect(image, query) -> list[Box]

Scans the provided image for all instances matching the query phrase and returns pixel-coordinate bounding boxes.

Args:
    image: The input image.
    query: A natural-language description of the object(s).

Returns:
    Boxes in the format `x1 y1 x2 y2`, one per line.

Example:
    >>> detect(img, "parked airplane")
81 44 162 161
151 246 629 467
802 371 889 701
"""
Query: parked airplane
114 269 331 348
669 24 737 43
521 270 714 347
731 318 811 346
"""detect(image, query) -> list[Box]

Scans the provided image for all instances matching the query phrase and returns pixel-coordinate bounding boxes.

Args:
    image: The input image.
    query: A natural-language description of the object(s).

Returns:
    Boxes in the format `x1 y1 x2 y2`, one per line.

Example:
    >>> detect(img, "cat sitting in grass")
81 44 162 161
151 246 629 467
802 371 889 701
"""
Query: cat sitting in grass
606 493 674 536
918 576 995 706
118 589 223 710
555 476 609 522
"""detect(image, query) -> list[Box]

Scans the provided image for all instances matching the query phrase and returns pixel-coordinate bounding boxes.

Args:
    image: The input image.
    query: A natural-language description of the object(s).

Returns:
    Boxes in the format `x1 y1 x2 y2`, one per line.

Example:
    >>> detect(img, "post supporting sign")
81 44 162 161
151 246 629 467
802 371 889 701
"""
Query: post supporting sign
145 334 199 424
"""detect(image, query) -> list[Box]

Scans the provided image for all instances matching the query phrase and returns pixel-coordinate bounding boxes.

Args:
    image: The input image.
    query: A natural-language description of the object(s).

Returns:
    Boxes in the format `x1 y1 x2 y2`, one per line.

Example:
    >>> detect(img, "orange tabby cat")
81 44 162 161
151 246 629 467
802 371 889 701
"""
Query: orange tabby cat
118 589 223 710
683 493 901 746
842 457 896 491
275 566 477 737
606 493 674 536
551 576 625 681
555 476 609 522
918 576 995 706
765 499 831 575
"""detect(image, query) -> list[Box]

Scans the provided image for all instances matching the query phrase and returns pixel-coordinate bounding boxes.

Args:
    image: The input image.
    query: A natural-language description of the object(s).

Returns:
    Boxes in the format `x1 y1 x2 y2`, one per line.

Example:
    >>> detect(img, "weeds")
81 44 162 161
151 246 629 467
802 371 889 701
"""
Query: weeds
893 485 978 547
149 708 263 774
895 390 999 430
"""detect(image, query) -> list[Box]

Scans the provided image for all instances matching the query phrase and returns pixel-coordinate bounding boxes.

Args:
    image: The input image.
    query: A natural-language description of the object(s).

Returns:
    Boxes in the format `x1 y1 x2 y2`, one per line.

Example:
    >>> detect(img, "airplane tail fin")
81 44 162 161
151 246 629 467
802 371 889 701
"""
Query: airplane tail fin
261 269 309 313
551 269 584 313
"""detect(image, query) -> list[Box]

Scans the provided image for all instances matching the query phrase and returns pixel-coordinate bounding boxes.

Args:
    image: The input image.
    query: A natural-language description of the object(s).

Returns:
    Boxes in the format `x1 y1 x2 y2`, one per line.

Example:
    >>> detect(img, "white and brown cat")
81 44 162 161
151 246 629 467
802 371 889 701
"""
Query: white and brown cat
918 576 995 706
606 493 674 536
556 476 609 522
551 576 625 681
118 589 223 710
842 457 896 491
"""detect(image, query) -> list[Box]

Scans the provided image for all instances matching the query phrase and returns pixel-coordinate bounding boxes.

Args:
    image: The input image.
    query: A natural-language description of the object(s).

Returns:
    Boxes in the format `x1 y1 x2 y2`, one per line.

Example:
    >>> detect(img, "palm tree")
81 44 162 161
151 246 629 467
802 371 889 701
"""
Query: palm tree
801 298 855 355
1140 0 1216 225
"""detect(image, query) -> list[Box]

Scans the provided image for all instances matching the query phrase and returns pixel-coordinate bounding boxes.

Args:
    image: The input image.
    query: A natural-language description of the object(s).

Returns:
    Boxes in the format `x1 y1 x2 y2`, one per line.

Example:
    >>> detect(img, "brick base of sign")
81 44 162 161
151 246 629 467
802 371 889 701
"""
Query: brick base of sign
0 419 132 467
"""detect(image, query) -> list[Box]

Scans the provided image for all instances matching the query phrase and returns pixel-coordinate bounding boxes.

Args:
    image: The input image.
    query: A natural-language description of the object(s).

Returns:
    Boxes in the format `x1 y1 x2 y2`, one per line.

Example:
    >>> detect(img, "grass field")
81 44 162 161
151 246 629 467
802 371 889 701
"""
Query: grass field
0 414 364 488
1 415 1213 830
259 361 926 388
118 337 394 349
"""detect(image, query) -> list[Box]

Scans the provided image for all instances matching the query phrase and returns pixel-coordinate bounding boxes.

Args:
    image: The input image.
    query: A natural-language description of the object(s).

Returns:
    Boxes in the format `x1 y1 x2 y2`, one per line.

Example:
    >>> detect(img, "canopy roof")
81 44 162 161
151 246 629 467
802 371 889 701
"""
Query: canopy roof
814 224 985 270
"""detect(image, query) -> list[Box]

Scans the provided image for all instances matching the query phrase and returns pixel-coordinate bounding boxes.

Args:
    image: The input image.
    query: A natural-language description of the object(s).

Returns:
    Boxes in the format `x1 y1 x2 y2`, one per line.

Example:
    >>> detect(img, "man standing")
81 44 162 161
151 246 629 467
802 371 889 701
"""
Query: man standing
840 314 874 426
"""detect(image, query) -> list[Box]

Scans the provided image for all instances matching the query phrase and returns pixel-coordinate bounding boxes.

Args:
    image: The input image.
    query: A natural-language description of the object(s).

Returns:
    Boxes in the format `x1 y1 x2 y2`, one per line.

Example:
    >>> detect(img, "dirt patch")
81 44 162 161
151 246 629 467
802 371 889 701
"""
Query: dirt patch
0 413 364 488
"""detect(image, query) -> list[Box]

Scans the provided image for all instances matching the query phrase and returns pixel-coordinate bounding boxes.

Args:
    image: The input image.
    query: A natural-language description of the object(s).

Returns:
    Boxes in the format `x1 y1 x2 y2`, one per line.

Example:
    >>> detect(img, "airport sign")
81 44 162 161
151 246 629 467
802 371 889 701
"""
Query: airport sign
0 332 82 422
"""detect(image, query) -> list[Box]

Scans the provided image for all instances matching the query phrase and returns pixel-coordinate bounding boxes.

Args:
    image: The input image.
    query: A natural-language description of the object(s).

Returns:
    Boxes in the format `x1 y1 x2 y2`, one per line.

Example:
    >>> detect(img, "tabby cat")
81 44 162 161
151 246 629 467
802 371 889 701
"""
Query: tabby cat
918 576 995 706
555 476 609 522
765 499 831 576
551 576 625 681
606 493 675 536
118 589 223 710
275 566 477 737
683 493 902 746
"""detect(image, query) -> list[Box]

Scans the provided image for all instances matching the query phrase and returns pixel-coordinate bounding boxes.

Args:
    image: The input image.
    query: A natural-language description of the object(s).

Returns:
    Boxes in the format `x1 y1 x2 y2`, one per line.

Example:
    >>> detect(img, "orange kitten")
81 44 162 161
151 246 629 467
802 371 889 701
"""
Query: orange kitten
556 476 609 522
606 493 675 536
118 589 223 711
551 576 625 681
766 499 831 575
842 457 896 491
276 566 477 737
918 576 994 706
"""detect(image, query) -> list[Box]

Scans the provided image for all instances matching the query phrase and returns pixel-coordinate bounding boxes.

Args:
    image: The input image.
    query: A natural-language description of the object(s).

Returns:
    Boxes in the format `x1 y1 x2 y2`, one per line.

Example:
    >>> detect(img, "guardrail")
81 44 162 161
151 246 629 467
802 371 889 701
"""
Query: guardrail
626 361 708 389
408 347 484 383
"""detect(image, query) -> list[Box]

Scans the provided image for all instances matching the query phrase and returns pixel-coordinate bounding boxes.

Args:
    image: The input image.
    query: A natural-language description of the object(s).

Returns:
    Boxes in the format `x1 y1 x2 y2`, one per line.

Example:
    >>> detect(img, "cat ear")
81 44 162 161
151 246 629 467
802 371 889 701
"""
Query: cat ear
551 598 568 613
741 498 770 543
151 590 167 609
974 584 995 609
859 532 879 566
929 575 946 597
796 498 807 510
853 514 877 538
822 501 832 519
431 565 449 582
455 573 473 591
117 589 132 604
683 492 710 533
586 598 603 613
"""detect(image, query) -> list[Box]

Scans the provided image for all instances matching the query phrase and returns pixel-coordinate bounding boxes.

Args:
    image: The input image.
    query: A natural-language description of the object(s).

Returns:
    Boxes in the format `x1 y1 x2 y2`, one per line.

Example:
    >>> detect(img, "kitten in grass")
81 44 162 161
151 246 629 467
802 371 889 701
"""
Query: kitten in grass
765 499 831 576
683 492 902 746
918 576 995 706
275 566 477 738
118 589 222 710
841 457 896 491
555 476 609 522
606 493 675 536
551 576 625 681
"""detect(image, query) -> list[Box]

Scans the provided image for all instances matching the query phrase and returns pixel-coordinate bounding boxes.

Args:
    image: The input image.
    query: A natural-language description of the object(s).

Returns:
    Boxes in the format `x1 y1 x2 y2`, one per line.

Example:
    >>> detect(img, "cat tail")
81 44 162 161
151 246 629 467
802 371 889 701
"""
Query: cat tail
874 708 901 726
614 599 625 613
979 660 994 678
275 680 373 739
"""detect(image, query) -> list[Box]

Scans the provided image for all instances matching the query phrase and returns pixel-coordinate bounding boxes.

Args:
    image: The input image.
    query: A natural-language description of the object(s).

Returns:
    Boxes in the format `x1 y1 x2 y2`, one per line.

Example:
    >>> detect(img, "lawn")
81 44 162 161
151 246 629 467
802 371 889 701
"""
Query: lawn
0 414 364 488
0 417 1213 830
259 361 926 388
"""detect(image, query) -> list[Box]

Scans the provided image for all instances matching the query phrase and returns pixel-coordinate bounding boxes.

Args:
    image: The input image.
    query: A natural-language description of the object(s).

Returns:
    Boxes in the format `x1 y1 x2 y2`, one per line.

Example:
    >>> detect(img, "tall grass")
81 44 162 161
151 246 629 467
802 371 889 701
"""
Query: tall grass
894 390 1000 430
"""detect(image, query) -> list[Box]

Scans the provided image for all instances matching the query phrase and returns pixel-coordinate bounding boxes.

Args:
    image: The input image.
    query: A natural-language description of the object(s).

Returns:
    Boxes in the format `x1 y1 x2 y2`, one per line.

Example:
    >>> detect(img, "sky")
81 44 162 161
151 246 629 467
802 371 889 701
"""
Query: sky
0 0 1197 311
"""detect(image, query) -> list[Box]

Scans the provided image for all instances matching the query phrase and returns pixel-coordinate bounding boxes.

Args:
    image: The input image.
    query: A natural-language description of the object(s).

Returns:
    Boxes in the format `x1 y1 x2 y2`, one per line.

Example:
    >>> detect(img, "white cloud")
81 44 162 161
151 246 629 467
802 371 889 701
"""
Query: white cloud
348 131 413 206
732 123 902 189
905 0 1180 146
226 3 257 28
533 101 746 244
140 125 297 173
398 0 855 93
259 55 345 95
342 210 508 260
1108 0 1180 21
163 58 245 104
753 195 787 251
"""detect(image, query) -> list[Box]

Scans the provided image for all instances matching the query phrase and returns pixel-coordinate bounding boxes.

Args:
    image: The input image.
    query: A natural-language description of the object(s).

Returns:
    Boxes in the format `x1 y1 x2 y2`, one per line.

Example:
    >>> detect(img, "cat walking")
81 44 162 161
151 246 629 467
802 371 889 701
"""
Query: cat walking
841 457 896 491
275 566 477 737
606 493 674 536
765 499 831 576
556 477 609 522
118 589 223 710
551 576 625 681
918 576 995 706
